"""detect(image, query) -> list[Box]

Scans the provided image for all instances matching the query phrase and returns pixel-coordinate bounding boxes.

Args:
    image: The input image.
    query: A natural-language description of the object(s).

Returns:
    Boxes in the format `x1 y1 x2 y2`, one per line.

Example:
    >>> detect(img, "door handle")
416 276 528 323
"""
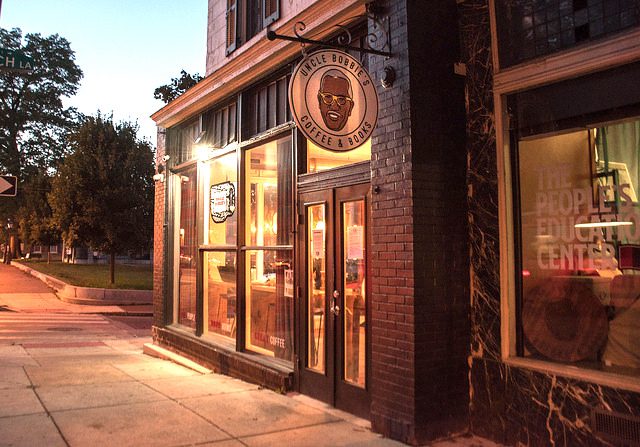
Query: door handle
331 290 340 316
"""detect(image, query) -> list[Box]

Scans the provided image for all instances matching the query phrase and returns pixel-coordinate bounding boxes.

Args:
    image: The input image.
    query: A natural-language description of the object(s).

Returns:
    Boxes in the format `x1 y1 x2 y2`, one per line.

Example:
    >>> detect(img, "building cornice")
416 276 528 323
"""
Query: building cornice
151 0 367 128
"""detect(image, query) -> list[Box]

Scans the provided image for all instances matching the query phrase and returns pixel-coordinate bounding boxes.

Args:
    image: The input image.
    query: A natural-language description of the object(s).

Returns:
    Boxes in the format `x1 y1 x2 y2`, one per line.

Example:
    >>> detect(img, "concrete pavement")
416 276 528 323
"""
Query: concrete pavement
0 262 500 447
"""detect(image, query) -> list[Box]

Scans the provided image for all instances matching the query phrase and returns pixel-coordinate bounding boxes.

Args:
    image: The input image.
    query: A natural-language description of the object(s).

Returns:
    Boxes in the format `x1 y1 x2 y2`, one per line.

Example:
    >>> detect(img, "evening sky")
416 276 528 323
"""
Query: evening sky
1 0 207 144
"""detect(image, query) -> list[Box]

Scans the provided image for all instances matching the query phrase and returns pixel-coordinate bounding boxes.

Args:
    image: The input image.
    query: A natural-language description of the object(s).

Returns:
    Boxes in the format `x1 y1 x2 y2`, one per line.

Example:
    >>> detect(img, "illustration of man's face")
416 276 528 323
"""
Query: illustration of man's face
318 72 353 131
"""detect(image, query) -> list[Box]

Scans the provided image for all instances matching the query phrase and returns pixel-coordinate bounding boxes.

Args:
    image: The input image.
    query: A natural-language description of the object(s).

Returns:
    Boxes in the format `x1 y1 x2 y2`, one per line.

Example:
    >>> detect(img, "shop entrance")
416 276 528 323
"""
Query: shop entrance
298 183 370 418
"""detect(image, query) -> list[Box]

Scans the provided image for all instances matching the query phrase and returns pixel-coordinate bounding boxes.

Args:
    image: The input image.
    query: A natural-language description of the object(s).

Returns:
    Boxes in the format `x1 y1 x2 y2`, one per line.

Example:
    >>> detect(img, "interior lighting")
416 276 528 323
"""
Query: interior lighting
574 221 633 228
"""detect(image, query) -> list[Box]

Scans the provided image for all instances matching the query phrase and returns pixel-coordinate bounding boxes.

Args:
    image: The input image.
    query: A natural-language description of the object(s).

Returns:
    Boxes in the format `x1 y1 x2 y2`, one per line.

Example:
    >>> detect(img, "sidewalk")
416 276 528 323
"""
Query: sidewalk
0 263 151 315
0 339 402 447
0 263 500 446
0 339 498 447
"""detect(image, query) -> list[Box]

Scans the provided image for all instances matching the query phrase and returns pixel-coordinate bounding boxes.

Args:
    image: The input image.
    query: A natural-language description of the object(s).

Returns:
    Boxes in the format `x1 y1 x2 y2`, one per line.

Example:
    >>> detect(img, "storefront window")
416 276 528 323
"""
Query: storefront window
244 136 293 361
245 249 293 360
516 119 640 377
202 150 238 341
245 136 293 246
168 119 200 165
176 165 198 329
306 138 371 173
205 151 237 246
204 251 237 340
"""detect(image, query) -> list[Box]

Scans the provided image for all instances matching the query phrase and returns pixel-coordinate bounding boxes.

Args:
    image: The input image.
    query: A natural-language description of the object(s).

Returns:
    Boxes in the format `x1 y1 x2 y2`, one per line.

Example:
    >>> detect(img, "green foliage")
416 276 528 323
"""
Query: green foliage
0 28 83 253
16 171 59 248
0 28 83 178
49 114 154 257
153 69 203 104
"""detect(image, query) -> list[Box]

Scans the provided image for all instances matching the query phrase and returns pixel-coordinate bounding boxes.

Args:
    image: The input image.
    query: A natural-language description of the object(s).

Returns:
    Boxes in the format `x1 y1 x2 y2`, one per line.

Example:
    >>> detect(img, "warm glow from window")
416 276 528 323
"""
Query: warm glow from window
307 138 371 173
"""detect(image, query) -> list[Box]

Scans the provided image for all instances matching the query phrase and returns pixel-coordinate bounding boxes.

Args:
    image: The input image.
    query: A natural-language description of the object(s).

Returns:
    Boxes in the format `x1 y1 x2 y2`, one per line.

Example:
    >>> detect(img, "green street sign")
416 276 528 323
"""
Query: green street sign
0 48 35 72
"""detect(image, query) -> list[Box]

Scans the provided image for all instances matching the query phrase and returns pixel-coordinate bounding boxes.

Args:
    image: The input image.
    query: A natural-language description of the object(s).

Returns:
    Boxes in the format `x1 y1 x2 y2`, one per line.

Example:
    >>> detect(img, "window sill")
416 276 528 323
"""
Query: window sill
503 357 640 393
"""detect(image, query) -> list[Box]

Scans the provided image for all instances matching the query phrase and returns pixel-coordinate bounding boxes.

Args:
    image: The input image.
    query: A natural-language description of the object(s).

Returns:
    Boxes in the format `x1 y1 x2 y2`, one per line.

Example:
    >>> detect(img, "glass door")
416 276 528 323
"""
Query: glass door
298 183 370 418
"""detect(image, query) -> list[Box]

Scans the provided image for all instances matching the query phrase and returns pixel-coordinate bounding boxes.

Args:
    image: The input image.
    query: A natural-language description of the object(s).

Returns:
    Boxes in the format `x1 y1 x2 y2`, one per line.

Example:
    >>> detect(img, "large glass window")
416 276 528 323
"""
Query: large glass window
205 251 237 340
244 136 293 361
168 119 200 166
245 249 293 360
204 152 238 246
175 165 198 330
515 118 640 377
203 151 238 340
168 92 295 365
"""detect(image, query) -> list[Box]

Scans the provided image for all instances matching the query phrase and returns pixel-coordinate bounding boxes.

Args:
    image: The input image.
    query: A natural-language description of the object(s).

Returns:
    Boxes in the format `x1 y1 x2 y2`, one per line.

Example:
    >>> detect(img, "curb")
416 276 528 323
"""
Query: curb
143 343 213 374
11 261 153 307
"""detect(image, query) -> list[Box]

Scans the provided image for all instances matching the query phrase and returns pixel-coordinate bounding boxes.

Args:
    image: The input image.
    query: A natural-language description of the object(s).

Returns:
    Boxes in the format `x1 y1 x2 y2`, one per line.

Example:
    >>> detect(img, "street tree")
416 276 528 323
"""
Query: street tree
0 27 83 259
153 69 202 104
0 27 83 177
49 114 154 284
16 171 59 261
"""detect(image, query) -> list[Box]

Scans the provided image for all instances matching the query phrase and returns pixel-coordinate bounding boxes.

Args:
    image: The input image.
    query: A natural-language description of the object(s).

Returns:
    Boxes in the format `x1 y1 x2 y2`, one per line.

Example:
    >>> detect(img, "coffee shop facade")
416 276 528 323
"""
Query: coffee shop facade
152 0 640 445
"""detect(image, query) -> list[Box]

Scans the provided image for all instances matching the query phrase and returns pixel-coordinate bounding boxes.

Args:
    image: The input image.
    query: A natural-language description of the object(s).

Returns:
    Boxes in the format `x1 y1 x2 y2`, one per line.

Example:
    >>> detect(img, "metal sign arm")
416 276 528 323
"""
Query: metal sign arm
266 27 392 58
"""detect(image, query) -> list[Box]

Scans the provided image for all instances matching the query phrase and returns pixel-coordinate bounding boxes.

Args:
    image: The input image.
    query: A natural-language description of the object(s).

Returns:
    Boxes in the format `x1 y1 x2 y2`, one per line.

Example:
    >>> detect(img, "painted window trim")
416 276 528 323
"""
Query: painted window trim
226 0 280 56
504 357 640 394
226 0 238 55
489 0 640 385
262 0 279 28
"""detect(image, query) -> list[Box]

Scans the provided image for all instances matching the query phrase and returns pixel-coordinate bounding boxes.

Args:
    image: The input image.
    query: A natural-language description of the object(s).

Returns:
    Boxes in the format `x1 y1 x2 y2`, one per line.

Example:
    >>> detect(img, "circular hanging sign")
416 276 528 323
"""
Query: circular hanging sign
289 49 378 152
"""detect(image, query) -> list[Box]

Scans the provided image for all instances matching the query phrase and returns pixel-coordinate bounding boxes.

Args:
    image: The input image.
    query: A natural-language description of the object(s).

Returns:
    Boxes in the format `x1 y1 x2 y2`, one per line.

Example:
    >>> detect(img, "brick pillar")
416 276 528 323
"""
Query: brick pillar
369 0 417 442
369 0 469 444
153 128 167 329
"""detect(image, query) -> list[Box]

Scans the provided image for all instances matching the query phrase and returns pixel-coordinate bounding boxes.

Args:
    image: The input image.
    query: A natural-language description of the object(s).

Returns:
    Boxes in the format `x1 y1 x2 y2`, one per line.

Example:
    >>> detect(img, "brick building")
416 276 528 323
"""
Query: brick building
152 0 640 445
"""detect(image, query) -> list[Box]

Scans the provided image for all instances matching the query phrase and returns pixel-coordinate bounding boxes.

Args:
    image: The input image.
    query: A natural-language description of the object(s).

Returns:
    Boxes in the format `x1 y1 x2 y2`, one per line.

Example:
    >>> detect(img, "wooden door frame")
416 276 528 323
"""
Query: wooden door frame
296 182 371 417
297 189 335 403
334 182 371 418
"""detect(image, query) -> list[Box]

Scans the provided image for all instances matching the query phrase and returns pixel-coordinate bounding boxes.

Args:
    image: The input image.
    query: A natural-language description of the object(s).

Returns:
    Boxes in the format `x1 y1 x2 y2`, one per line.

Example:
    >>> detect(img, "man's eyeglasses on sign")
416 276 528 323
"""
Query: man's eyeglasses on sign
318 92 353 106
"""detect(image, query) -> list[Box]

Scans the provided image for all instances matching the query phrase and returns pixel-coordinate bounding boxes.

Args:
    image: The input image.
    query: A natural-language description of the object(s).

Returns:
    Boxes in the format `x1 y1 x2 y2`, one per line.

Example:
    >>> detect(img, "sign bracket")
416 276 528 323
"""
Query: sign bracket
267 14 392 59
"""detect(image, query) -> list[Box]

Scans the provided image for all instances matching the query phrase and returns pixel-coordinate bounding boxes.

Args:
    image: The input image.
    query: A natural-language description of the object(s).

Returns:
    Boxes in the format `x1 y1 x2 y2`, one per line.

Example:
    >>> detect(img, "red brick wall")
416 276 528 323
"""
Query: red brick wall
153 128 167 328
369 0 417 442
369 0 469 444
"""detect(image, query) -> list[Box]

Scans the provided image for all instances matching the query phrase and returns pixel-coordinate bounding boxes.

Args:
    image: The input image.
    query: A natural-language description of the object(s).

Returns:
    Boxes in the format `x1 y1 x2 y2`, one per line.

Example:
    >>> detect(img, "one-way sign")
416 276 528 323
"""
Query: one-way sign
0 175 17 197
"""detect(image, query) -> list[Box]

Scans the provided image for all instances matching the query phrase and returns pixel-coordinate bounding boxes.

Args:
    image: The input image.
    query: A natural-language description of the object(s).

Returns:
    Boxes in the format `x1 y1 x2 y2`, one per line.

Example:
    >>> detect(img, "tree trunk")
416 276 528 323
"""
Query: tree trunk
9 235 19 260
110 251 116 285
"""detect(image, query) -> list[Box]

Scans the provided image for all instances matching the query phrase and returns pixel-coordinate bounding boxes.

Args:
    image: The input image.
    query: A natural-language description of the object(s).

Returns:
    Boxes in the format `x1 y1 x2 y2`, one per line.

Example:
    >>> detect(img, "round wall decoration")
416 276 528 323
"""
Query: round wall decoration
522 279 608 362
289 49 378 152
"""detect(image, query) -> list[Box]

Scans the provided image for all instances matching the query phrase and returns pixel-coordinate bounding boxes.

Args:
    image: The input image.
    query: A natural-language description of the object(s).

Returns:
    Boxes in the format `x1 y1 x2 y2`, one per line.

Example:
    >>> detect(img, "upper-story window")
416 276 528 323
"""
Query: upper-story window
226 0 279 55
495 0 640 68
167 118 201 166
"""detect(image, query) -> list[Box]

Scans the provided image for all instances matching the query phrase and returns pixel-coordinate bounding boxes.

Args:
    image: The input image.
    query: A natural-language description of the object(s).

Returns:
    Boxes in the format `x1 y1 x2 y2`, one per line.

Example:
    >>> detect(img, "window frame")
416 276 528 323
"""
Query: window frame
226 0 280 56
171 160 200 332
167 130 295 364
489 0 640 391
